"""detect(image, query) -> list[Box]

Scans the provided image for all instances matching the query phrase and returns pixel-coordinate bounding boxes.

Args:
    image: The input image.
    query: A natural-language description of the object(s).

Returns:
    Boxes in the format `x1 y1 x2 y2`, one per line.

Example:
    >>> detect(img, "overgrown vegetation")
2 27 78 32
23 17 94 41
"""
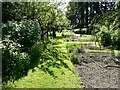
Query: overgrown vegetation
2 20 41 84
66 44 85 53
89 2 120 50
70 53 80 64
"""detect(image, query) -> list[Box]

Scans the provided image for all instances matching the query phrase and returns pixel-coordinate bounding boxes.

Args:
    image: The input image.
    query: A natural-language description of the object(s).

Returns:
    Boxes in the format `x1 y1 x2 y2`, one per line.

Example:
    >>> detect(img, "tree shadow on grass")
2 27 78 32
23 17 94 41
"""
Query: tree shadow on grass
30 41 75 79
31 46 74 79
2 39 74 88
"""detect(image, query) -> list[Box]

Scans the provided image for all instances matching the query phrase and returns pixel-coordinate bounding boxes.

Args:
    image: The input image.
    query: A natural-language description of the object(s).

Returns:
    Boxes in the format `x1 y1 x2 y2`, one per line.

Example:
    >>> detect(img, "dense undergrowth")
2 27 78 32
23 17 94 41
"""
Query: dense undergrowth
89 2 120 50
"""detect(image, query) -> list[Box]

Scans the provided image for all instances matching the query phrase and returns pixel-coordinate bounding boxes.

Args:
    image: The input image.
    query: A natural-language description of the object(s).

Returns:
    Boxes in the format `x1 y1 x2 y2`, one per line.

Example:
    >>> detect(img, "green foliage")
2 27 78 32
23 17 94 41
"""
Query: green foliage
6 66 81 88
70 53 80 64
2 2 80 88
2 20 40 52
66 44 76 53
26 39 70 77
112 30 120 50
2 2 70 39
3 36 82 88
67 2 115 31
2 39 70 88
2 20 41 85
30 42 44 68
2 41 30 84
50 39 63 45
101 31 112 47
77 45 85 53
95 26 112 47
90 2 120 50
66 44 85 53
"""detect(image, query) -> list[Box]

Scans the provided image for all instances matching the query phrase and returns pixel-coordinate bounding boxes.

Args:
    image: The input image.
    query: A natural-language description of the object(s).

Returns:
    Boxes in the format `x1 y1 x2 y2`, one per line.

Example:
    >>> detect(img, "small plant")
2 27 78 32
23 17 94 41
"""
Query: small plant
66 44 75 53
66 44 85 53
77 47 81 53
68 45 76 53
70 53 80 64
68 48 73 53
77 45 85 53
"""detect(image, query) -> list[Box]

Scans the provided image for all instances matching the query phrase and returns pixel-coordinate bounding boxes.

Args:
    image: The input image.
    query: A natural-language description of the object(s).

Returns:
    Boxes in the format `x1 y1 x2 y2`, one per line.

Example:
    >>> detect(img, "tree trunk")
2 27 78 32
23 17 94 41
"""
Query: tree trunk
47 30 48 38
86 2 89 34
37 19 44 40
53 29 56 38
81 3 84 28
95 2 100 14
41 29 44 40
104 2 107 13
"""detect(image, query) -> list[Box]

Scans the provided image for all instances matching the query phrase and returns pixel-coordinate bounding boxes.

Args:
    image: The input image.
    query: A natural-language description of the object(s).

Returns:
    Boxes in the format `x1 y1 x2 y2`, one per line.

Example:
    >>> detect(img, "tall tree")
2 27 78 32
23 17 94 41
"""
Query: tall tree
2 2 69 39
66 1 115 34
85 2 89 33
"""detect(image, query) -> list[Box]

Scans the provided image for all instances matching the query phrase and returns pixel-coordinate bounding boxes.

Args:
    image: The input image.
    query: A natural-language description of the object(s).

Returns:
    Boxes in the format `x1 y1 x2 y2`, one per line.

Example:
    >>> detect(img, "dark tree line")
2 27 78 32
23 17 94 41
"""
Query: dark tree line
66 1 115 34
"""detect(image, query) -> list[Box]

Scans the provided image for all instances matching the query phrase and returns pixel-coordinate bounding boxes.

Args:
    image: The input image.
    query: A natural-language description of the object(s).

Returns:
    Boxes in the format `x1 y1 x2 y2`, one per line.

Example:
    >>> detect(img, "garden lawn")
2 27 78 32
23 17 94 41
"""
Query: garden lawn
87 49 120 55
6 36 83 88
8 65 81 88
64 41 99 46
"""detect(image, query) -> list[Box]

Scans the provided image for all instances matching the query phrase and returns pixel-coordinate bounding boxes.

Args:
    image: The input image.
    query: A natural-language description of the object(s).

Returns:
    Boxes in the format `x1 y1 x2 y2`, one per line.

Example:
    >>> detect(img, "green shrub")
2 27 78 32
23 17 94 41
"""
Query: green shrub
66 44 76 53
68 47 73 53
30 42 44 67
2 42 30 83
89 6 120 50
95 25 120 49
70 53 80 64
77 45 85 53
2 20 40 52
112 30 120 50
62 33 64 37
94 26 112 47
77 47 82 53
66 44 85 53
2 20 41 84
99 26 112 47
101 31 112 47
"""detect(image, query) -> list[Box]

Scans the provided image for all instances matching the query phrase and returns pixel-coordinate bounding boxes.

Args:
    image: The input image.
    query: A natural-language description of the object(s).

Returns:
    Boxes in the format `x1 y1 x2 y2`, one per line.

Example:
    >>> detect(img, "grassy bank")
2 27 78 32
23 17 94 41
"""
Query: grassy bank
4 35 83 88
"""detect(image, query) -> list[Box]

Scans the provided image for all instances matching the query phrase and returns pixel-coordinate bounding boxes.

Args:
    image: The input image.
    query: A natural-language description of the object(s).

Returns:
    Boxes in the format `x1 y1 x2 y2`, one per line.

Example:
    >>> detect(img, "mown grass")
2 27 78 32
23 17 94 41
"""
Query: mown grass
87 49 112 53
79 34 94 40
87 49 120 54
62 30 74 36
7 65 81 88
64 41 99 46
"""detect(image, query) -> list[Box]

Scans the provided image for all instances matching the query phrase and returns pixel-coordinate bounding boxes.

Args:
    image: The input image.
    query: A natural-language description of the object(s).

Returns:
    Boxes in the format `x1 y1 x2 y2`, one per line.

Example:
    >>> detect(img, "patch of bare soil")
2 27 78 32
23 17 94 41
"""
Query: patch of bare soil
75 46 119 88
68 34 120 88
